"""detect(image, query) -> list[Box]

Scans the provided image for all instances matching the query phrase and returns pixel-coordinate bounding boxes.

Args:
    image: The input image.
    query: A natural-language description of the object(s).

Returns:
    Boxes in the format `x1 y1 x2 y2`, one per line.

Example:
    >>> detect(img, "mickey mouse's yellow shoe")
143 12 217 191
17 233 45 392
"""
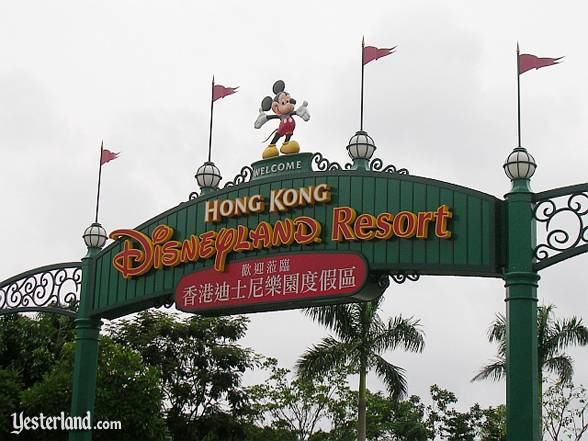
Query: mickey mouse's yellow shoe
262 144 279 159
280 140 300 155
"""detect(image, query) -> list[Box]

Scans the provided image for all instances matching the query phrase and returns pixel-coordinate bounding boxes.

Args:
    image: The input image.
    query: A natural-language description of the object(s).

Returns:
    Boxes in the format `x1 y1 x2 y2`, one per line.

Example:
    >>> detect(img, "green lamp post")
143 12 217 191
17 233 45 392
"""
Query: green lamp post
503 146 540 441
69 223 107 441
346 130 376 171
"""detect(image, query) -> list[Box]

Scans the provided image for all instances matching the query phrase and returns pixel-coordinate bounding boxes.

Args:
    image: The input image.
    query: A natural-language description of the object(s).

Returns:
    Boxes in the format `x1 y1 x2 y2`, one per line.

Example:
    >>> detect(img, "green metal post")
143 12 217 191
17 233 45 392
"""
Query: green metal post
69 246 102 441
504 176 540 441
351 157 370 171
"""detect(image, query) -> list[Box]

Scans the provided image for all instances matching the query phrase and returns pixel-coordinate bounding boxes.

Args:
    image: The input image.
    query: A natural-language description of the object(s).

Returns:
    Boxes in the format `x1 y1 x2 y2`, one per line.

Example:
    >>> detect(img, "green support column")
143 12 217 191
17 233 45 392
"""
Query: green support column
503 148 540 441
69 224 107 441
69 317 102 441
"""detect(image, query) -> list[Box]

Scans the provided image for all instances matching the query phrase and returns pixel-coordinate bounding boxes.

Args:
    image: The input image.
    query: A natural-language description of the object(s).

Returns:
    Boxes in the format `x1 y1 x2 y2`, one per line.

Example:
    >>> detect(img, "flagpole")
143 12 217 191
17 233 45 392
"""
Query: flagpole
517 43 522 148
360 36 365 131
208 75 215 162
94 141 104 223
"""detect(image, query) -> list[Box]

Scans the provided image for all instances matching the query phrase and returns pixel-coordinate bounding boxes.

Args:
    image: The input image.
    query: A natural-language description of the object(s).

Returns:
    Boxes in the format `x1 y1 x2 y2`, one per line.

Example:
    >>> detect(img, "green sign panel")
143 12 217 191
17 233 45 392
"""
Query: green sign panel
91 156 503 319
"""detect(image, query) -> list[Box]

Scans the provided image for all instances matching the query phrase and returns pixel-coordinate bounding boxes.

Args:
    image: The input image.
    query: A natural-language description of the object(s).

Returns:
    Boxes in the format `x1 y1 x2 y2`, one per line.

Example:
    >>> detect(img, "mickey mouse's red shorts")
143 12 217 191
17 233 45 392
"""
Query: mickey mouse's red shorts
277 116 296 136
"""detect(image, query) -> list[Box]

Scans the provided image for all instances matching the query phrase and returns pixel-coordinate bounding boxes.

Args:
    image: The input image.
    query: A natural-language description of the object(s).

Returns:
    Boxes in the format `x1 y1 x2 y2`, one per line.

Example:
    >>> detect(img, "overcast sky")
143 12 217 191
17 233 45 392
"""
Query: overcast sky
1 1 587 411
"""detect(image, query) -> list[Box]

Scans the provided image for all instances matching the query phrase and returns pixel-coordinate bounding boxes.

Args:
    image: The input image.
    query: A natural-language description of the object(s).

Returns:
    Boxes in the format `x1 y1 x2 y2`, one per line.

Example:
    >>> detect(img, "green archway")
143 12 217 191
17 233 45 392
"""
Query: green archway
3 150 587 441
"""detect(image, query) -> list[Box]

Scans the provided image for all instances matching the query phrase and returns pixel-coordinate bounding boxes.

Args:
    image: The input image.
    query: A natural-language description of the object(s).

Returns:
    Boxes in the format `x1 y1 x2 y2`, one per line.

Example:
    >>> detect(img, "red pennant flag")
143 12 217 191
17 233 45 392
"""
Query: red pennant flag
363 46 396 65
213 84 239 102
100 149 119 165
518 54 563 75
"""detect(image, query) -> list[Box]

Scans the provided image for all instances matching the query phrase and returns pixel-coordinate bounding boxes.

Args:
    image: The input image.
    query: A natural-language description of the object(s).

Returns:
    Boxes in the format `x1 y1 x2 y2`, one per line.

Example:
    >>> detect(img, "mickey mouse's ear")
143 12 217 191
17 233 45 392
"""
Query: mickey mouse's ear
272 80 285 94
261 96 273 112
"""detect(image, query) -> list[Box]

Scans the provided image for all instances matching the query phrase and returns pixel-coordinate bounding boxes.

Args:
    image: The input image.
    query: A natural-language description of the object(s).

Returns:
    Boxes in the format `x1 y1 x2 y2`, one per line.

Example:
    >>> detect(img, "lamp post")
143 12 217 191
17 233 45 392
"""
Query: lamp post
195 161 222 195
69 223 108 441
503 146 540 441
347 130 376 171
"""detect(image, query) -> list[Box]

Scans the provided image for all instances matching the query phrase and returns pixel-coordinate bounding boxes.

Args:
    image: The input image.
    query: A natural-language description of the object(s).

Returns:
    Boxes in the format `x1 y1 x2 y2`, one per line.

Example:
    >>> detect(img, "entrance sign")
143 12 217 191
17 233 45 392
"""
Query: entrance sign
89 160 502 320
3 150 587 441
176 252 368 314
0 70 581 441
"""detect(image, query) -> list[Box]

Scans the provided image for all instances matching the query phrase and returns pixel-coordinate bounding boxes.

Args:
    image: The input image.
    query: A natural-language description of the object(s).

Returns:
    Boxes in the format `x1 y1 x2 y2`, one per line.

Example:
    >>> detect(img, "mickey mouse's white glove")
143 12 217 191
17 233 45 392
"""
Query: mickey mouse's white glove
254 108 268 129
295 101 310 121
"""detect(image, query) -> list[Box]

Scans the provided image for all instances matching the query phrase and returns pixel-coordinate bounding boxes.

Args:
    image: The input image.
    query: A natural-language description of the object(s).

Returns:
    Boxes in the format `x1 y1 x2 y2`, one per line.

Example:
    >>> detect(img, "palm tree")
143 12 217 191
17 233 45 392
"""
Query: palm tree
472 304 588 434
296 295 425 441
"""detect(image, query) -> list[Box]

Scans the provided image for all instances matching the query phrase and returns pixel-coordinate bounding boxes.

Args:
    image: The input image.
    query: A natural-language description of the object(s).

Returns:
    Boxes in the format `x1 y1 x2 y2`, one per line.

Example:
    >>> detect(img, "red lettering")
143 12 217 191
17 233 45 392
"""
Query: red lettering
249 222 273 249
180 236 200 263
294 216 322 245
272 219 295 246
199 231 217 259
393 211 418 238
162 241 181 267
375 213 394 240
233 225 252 252
331 207 357 241
214 228 237 272
435 205 453 239
354 214 378 240
152 225 173 244
416 211 435 239
111 229 154 279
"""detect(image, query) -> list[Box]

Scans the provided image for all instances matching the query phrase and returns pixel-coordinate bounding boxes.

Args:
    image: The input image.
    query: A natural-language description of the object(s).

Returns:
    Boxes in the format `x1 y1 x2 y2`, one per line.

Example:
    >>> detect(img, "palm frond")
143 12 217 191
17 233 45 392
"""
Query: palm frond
367 295 386 323
543 354 574 383
295 336 354 380
471 358 506 382
477 304 587 387
371 293 386 309
304 304 357 341
538 305 556 359
488 313 506 343
487 313 508 358
371 354 407 400
357 302 385 344
549 317 588 351
366 306 385 336
372 316 425 354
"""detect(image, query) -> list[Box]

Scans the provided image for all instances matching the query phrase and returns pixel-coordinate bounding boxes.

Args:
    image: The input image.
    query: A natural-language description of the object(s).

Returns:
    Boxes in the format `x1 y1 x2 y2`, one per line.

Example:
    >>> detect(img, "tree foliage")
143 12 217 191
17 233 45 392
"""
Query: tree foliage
473 304 588 436
0 313 77 439
304 384 504 441
0 368 23 436
109 310 260 440
20 337 166 441
0 313 165 440
543 378 588 441
249 359 352 441
473 304 588 384
0 314 75 388
426 385 505 441
296 296 425 441
331 391 431 441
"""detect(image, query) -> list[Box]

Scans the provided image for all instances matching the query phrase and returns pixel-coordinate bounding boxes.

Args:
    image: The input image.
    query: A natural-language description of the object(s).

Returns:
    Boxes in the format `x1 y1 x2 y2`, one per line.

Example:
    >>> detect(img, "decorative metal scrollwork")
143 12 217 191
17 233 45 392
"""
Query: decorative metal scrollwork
311 152 343 171
390 272 420 284
223 166 253 188
188 191 199 201
311 153 409 175
369 158 409 175
533 184 588 271
0 263 82 317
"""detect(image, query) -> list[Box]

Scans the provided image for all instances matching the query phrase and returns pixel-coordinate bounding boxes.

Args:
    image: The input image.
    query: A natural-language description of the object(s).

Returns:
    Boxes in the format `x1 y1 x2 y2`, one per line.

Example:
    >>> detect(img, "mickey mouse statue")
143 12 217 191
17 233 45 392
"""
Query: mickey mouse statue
254 80 310 159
